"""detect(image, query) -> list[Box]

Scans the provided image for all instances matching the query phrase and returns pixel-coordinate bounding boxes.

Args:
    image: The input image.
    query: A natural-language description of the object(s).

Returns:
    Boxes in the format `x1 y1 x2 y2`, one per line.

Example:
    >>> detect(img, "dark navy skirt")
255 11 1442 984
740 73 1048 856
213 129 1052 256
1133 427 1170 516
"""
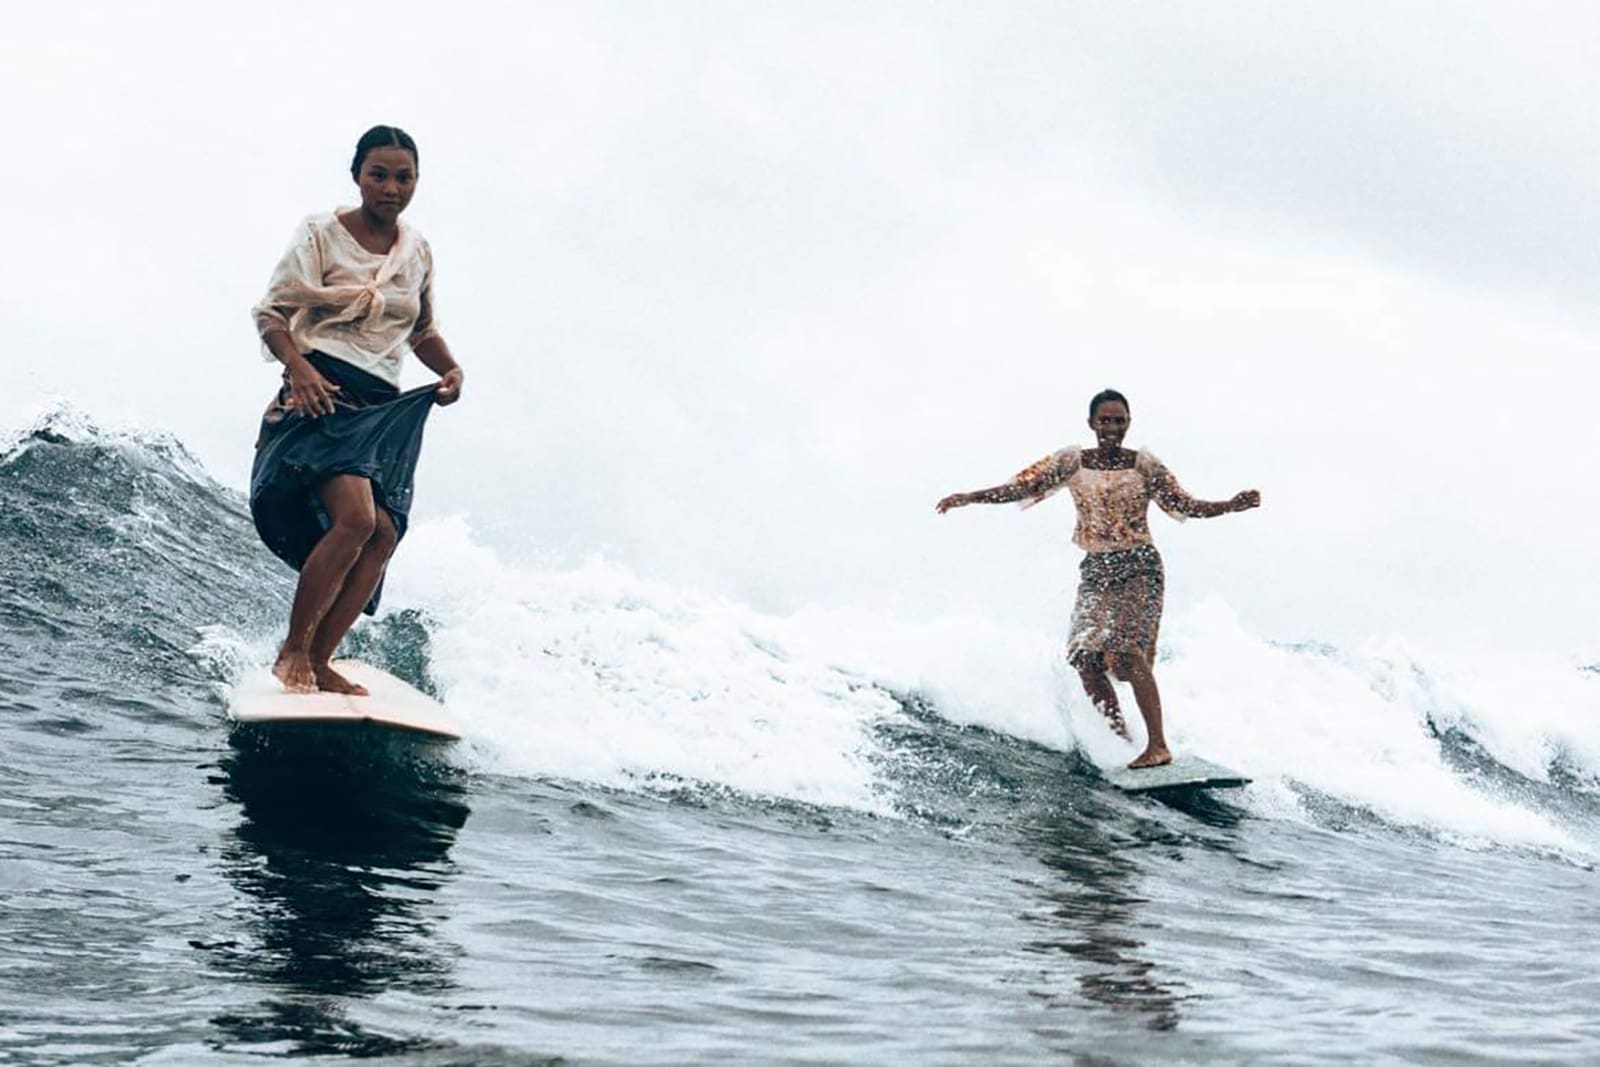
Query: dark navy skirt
249 351 436 615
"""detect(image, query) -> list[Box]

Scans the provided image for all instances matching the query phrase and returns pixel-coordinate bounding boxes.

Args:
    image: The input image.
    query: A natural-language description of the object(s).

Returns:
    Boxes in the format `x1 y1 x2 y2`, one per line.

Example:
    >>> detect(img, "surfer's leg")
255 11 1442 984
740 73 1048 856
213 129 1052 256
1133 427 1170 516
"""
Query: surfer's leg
307 506 399 696
273 474 378 693
1076 662 1131 741
1117 652 1171 768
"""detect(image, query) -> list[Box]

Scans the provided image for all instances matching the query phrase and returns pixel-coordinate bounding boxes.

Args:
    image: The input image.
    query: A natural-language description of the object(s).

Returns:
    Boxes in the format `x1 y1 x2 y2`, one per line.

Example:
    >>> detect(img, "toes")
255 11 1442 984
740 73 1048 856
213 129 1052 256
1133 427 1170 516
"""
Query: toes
312 670 369 696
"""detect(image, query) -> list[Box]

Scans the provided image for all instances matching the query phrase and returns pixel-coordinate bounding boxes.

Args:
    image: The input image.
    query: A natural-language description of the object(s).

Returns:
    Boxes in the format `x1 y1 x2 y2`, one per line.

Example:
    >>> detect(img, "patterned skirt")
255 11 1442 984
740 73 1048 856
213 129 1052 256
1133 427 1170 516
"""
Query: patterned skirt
249 351 436 615
1065 543 1165 671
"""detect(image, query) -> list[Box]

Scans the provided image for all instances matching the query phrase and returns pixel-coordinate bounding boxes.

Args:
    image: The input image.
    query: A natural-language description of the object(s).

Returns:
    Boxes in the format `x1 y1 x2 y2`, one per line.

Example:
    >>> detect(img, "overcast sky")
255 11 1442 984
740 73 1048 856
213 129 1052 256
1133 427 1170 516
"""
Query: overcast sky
4 1 1598 653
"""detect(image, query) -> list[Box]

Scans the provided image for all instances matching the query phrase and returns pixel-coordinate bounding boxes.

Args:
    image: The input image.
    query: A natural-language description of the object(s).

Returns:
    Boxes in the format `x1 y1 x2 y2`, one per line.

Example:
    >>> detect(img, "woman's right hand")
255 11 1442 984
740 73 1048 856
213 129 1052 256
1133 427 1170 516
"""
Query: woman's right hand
936 493 970 514
285 359 339 418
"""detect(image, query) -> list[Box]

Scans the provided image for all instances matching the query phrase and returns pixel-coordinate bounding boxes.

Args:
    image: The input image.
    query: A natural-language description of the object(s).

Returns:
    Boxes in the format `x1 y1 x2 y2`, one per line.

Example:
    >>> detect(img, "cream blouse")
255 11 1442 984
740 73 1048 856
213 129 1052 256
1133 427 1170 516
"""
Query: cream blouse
1012 446 1197 553
252 211 439 387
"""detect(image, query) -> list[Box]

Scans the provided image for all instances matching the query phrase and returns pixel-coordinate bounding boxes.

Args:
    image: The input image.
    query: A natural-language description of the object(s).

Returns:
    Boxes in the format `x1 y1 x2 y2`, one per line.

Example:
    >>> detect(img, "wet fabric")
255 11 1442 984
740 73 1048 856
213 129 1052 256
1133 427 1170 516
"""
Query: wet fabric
251 211 439 388
1013 447 1198 552
249 351 435 615
1066 543 1165 671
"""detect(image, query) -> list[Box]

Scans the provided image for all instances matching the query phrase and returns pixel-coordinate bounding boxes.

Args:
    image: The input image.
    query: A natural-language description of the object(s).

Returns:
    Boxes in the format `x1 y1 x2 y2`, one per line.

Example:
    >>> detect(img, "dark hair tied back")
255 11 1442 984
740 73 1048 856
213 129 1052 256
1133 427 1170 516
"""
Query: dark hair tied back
351 125 419 180
1088 388 1130 419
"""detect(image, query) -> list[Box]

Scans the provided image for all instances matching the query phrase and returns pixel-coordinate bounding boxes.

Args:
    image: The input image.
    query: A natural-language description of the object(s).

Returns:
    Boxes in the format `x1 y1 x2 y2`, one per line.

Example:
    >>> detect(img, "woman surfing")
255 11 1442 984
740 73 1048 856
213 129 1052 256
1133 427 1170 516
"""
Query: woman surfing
936 389 1259 769
250 125 465 696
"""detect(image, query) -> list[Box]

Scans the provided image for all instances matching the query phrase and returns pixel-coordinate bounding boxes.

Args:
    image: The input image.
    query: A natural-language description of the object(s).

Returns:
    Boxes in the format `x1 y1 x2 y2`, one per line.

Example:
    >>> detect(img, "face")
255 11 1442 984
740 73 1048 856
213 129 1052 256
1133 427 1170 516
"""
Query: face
1088 399 1130 449
354 146 418 221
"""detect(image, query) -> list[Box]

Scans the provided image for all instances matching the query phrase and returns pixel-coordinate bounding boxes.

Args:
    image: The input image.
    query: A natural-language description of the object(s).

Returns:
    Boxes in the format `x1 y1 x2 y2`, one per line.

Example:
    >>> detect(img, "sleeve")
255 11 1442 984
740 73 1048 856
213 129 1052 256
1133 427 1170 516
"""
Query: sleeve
251 217 323 356
1138 450 1194 522
409 238 440 346
1014 446 1081 509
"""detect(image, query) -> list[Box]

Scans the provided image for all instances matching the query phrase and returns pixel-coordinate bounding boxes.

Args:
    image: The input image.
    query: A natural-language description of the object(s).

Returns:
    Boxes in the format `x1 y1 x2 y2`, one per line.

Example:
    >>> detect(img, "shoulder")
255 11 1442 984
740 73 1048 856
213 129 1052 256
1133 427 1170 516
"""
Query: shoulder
1011 446 1077 486
1134 449 1167 475
400 222 434 267
285 212 340 255
299 211 340 237
1050 446 1083 480
1046 446 1082 476
398 217 429 247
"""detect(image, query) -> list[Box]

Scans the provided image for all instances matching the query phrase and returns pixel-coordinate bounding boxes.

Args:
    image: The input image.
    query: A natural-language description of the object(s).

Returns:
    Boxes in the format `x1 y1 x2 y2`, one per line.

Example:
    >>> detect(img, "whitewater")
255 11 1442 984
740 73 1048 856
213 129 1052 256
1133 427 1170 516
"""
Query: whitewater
4 404 1600 1063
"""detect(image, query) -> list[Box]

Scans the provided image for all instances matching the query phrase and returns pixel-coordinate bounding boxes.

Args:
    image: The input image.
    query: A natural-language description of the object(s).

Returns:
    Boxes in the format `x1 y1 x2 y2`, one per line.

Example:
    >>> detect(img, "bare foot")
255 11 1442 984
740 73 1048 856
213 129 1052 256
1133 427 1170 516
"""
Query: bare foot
1128 746 1173 769
313 663 370 696
272 650 317 694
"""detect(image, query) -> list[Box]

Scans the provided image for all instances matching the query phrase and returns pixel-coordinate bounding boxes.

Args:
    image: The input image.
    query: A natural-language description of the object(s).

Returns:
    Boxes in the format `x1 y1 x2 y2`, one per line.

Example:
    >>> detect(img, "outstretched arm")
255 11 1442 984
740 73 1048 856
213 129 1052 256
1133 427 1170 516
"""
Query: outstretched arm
1147 458 1260 518
936 481 1036 513
1158 488 1260 517
937 449 1076 513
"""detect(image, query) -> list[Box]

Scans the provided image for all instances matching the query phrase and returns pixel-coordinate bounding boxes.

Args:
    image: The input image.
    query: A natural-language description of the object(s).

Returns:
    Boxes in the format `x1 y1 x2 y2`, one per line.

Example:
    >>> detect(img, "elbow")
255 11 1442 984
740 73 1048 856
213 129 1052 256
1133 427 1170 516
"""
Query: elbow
254 307 291 340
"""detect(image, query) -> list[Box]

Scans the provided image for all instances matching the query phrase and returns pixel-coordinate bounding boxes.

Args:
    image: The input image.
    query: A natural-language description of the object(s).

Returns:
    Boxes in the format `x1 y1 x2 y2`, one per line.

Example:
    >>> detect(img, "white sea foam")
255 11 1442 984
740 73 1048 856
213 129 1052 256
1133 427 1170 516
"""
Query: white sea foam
382 518 905 813
381 517 1597 852
1151 600 1593 852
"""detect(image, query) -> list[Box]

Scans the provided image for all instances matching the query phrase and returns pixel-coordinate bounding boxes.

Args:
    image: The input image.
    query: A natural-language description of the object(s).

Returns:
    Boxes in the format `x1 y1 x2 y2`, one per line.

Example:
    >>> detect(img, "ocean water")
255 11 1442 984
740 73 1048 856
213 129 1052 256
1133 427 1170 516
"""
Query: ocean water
3 406 1599 1064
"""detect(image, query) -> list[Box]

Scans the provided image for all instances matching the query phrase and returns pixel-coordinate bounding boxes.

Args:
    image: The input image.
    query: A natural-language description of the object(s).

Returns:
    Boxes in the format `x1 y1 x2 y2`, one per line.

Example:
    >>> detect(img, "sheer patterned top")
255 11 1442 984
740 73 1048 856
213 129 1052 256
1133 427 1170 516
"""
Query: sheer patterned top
1010 446 1199 553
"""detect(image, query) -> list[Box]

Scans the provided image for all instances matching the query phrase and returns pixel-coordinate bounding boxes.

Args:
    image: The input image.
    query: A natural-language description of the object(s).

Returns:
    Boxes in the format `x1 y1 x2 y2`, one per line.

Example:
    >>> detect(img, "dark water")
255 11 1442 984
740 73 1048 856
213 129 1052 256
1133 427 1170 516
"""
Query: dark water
3 419 1599 1064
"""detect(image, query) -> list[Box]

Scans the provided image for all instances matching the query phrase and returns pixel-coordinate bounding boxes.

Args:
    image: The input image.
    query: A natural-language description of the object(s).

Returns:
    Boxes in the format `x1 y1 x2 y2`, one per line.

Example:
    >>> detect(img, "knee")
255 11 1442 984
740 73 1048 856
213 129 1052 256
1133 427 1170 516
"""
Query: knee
1076 665 1108 690
328 506 377 545
366 511 399 557
1110 653 1151 681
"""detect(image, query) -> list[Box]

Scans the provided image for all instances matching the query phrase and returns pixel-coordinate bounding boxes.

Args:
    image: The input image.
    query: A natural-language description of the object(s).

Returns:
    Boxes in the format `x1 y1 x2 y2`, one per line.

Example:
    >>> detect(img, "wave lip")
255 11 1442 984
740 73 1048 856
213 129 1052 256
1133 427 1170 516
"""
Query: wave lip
0 401 291 744
1 398 217 488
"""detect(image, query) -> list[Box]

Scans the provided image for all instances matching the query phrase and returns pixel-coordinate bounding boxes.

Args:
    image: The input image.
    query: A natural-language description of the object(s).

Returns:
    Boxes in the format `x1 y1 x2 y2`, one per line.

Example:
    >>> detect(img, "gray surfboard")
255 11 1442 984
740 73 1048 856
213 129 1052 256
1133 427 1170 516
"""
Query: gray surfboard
1104 755 1250 793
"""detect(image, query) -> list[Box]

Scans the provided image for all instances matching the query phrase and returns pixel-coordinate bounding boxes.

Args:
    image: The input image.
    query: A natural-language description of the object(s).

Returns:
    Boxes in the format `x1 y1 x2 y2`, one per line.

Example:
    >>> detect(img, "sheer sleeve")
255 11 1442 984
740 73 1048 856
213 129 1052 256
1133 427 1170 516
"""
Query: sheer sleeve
250 217 324 358
409 238 440 346
1137 450 1195 522
1014 446 1081 509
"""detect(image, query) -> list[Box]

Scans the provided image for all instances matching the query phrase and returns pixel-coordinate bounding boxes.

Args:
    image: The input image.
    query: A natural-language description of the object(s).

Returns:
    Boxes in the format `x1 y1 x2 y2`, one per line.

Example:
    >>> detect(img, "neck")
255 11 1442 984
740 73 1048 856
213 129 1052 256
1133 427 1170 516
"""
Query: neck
358 206 399 238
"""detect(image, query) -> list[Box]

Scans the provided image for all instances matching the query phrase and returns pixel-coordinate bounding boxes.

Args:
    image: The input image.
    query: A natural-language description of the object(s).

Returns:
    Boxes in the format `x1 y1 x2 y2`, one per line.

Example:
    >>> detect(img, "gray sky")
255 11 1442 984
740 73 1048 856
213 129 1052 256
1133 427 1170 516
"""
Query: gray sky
4 1 1597 653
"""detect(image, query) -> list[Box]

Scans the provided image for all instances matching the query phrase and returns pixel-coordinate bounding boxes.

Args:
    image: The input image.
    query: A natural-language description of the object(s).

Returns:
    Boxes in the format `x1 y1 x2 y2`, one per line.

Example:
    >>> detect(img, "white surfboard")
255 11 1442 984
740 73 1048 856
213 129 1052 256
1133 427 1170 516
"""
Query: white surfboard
229 660 460 741
1104 755 1249 793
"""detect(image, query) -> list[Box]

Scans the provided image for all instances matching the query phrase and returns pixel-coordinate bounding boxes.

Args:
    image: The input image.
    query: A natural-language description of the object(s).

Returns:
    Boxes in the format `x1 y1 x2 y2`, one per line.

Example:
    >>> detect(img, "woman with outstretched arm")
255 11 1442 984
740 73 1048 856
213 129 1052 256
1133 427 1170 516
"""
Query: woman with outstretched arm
936 389 1259 769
